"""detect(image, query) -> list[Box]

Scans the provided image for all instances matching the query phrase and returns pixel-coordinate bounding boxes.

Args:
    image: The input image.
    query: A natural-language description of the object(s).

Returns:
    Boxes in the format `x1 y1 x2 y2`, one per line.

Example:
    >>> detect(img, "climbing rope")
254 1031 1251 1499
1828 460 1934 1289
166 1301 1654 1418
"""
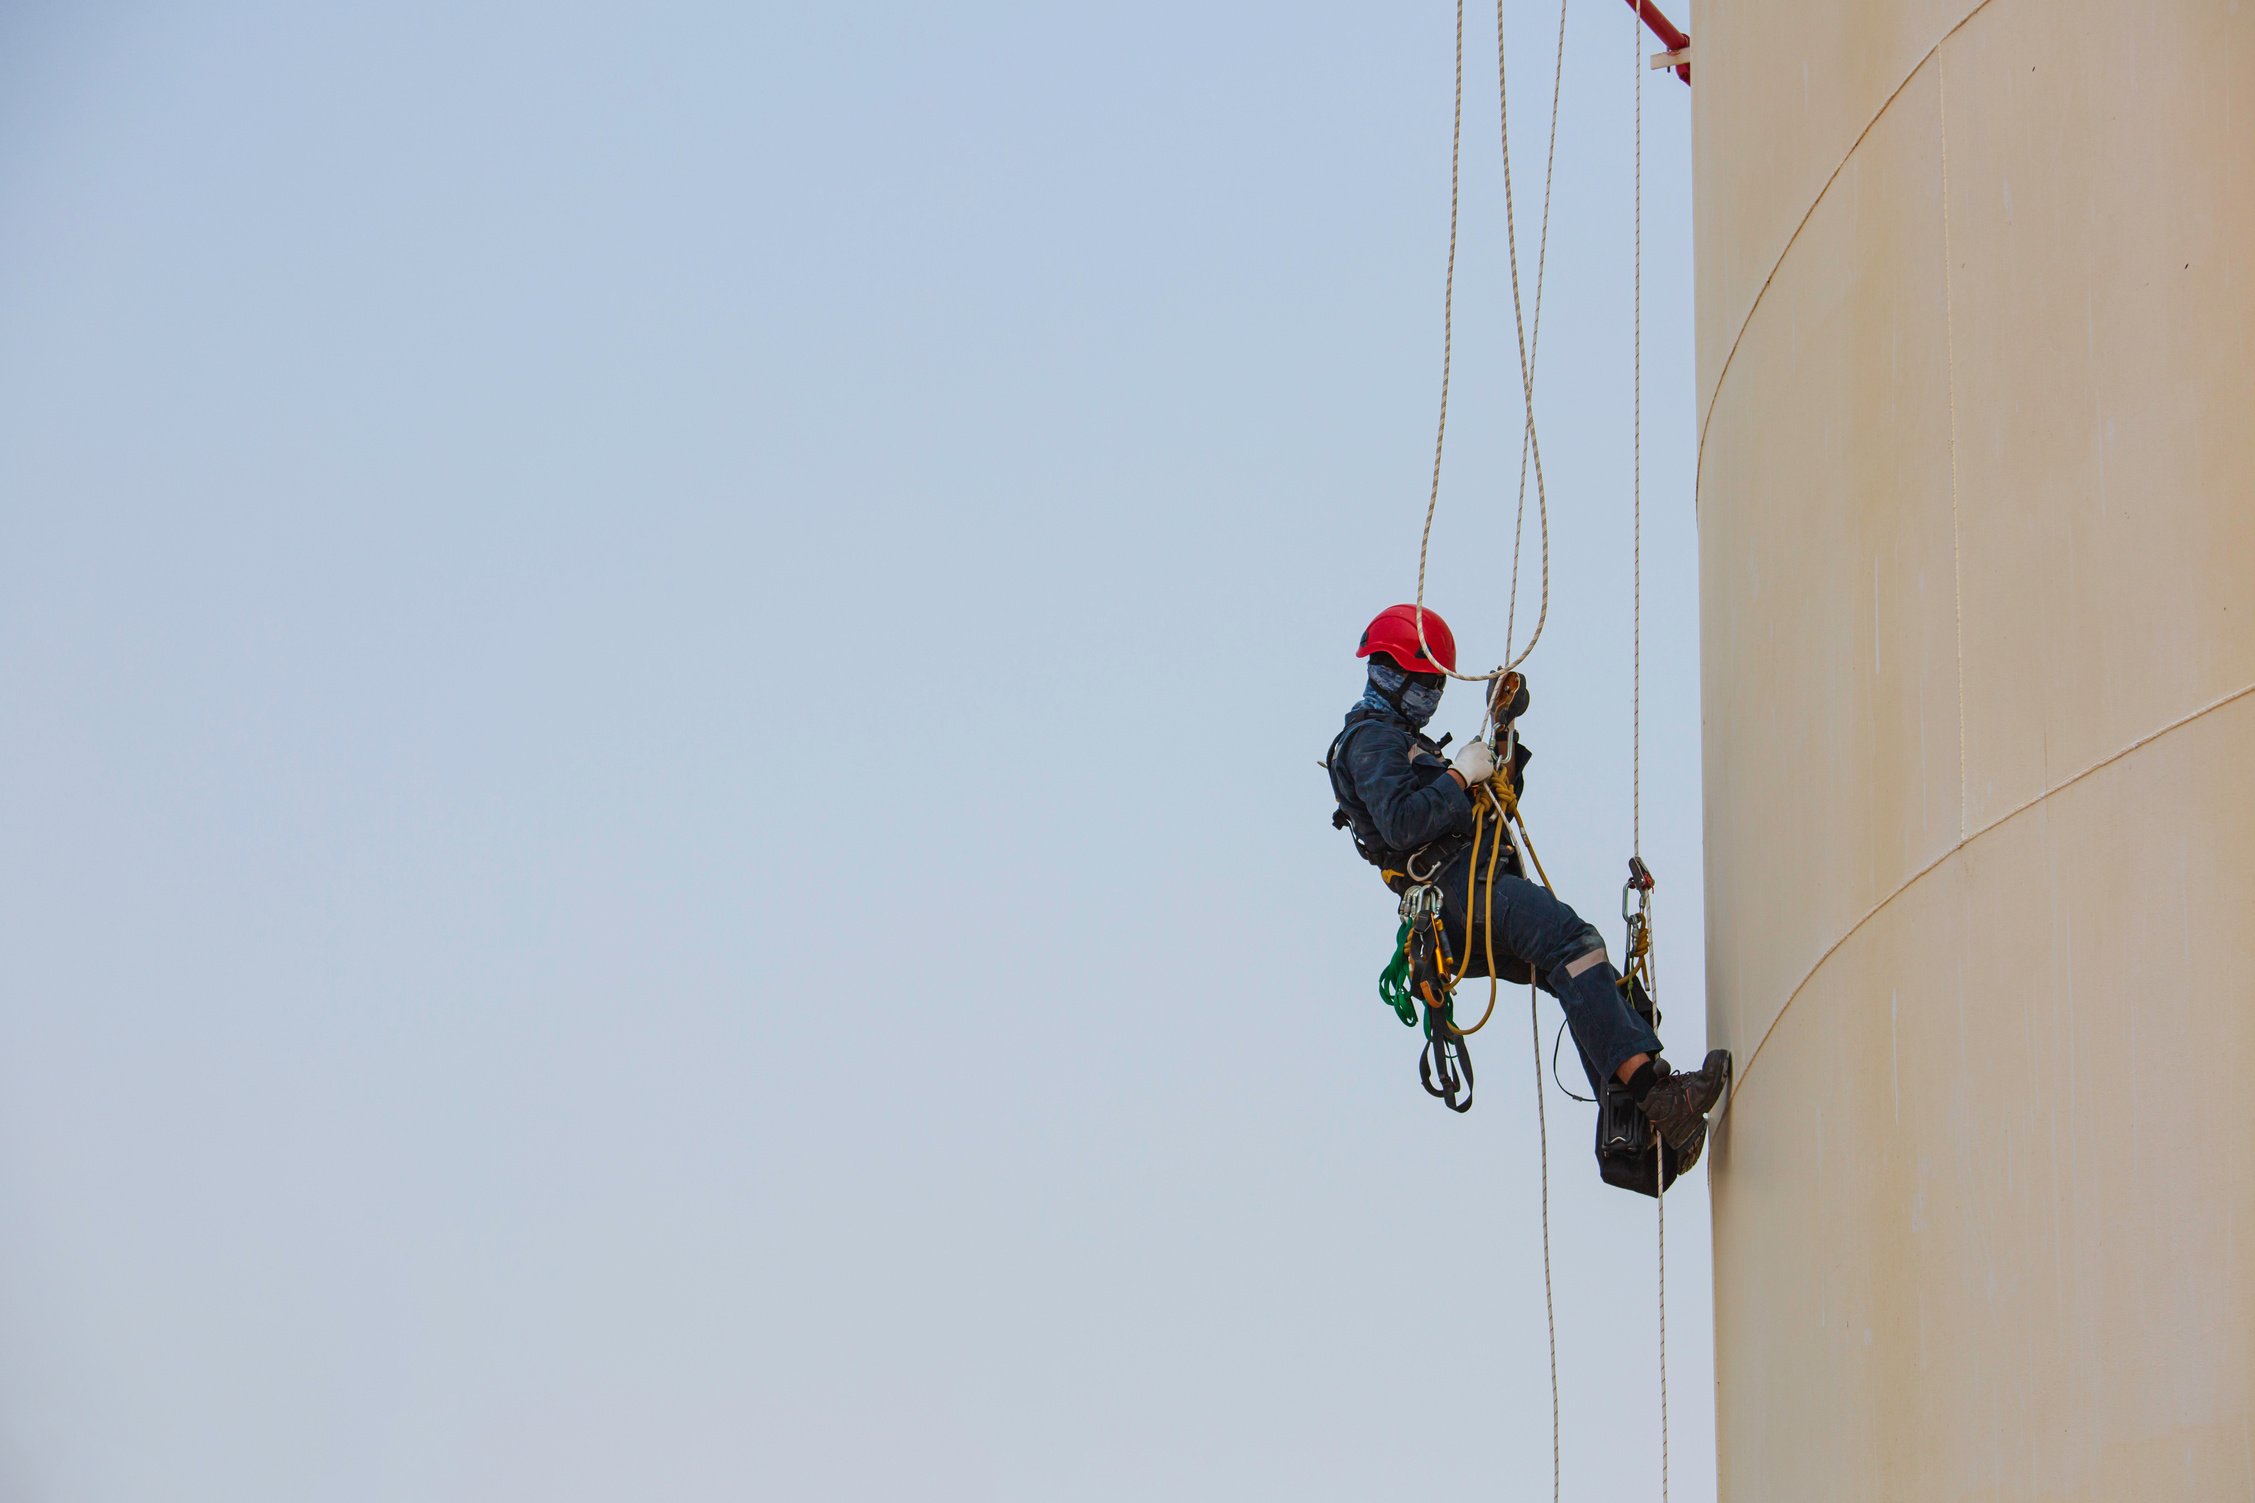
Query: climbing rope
1397 2 1572 1468
1385 4 1685 1497
1413 0 1467 680
1504 0 1571 664
1382 675 1562 1496
1439 792 1513 1036
1528 980 1561 1503
1512 787 1562 1503
1410 0 1559 687
1627 8 1671 1498
1467 753 1570 1503
1632 17 1644 868
1458 765 1566 1503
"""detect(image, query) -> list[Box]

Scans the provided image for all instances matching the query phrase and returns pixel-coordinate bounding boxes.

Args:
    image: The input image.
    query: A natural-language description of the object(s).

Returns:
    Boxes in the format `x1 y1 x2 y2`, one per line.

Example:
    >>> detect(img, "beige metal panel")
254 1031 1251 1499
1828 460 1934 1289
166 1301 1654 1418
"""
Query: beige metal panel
1939 0 2255 832
1696 63 1962 1065
1690 0 1974 413
1710 691 2255 1502
1696 0 2255 1496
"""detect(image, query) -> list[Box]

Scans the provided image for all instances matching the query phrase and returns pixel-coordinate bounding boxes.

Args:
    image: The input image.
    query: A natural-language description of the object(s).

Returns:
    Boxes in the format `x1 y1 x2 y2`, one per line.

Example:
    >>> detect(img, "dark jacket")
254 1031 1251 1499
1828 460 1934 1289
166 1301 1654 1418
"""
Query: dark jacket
1326 705 1476 871
1328 703 1536 985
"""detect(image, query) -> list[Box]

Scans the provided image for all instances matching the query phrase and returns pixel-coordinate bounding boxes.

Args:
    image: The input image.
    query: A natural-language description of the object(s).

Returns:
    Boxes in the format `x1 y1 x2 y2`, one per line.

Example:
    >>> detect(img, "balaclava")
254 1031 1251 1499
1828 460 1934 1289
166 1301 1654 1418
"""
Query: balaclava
1362 657 1444 728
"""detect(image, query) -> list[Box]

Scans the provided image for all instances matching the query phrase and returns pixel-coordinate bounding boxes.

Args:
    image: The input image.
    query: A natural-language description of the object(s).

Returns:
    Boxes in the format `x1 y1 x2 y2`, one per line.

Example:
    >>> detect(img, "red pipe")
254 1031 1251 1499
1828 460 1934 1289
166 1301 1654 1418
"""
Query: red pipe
1623 0 1691 84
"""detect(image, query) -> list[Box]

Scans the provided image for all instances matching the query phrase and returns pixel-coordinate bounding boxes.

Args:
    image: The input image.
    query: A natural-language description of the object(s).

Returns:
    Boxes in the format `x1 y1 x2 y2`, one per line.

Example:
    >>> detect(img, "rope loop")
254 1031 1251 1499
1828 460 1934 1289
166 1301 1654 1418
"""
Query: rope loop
1409 0 1561 688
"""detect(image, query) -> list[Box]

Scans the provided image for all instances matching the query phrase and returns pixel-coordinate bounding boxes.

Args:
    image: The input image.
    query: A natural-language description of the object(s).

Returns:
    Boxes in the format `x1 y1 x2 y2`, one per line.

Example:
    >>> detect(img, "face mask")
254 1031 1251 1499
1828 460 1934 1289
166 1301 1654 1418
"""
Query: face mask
1397 678 1444 727
1365 660 1445 727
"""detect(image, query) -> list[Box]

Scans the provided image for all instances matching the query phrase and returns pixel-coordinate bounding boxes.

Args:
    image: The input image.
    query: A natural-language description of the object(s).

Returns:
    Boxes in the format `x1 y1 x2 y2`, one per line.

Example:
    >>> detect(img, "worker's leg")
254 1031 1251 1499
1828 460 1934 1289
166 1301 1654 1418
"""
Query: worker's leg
1445 871 1660 1084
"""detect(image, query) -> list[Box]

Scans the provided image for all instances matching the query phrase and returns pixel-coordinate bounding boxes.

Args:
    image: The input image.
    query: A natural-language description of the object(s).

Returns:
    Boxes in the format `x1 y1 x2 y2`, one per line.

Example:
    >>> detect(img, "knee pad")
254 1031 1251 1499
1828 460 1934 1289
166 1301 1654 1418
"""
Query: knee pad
1547 924 1607 979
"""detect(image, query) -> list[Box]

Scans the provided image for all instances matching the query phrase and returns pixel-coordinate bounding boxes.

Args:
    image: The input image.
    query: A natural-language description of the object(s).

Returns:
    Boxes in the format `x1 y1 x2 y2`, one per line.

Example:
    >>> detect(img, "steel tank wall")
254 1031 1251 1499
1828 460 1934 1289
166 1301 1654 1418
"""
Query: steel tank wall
1691 1 2255 1498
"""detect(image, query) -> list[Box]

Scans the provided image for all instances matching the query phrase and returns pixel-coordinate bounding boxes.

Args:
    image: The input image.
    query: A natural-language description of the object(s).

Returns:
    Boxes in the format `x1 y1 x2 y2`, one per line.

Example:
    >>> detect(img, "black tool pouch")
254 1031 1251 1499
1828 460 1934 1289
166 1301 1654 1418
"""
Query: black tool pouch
1592 973 1693 1197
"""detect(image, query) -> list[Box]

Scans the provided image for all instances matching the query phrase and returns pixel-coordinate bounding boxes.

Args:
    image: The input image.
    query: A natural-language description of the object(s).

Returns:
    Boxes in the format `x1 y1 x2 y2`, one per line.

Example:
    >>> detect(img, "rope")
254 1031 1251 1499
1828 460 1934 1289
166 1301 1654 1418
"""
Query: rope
1439 797 1509 1035
1530 982 1561 1503
1628 11 1668 1500
1631 6 1644 862
1650 901 1672 1503
1501 0 1569 663
1427 0 1572 1428
1500 791 1564 1503
1377 921 1419 1027
1412 0 1469 678
1657 1131 1669 1501
1489 0 1554 672
1412 28 1571 1487
1410 0 1558 685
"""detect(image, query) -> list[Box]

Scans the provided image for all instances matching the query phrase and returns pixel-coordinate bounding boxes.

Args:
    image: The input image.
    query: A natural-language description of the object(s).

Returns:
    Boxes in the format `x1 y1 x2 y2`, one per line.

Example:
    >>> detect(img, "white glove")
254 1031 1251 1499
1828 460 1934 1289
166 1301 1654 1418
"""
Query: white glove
1449 739 1497 787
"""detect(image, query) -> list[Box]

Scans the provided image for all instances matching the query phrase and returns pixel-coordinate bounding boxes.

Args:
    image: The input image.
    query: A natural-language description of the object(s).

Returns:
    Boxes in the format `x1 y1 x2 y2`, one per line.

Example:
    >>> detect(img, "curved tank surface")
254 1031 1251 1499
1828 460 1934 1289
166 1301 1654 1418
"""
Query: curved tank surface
1692 0 2255 1497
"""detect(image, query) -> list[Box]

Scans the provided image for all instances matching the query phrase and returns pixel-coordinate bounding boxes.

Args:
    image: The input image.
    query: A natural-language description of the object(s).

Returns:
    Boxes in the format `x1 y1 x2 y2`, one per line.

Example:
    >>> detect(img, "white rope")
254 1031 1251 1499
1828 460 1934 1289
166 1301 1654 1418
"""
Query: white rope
1414 0 1469 679
1631 6 1644 864
1657 1138 1670 1503
1506 7 1570 1498
1653 929 1672 1503
1528 985 1561 1503
1630 10 1667 1501
1487 0 1554 675
1488 5 1571 1492
1505 0 1571 662
1411 8 1570 1491
1410 0 1557 684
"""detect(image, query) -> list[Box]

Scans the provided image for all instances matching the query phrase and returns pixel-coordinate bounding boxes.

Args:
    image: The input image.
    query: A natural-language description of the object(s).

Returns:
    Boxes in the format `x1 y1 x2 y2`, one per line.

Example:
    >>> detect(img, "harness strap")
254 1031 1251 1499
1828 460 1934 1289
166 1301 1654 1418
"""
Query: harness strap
1326 713 1470 884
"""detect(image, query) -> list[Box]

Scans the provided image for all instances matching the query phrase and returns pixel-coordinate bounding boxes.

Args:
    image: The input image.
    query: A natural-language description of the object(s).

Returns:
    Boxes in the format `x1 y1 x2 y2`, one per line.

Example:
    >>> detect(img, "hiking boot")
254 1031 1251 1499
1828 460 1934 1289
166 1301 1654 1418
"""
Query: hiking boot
1641 1049 1731 1153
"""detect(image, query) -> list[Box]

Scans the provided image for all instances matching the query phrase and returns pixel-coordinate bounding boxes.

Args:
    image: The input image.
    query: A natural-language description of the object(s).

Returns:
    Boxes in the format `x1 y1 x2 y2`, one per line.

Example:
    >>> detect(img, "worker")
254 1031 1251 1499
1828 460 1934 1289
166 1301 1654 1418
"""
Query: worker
1326 603 1727 1155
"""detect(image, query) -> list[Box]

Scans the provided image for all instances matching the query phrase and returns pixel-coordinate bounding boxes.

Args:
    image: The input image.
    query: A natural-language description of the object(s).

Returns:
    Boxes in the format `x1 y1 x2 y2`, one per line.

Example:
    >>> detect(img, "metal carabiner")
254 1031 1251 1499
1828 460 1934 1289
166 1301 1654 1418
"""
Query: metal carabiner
1619 857 1659 1022
1398 881 1444 925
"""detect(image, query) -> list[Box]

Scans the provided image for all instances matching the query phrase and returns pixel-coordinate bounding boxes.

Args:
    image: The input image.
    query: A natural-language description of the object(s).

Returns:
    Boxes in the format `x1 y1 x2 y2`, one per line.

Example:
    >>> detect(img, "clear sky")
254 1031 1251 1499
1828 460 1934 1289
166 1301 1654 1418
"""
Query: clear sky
0 1 1710 1497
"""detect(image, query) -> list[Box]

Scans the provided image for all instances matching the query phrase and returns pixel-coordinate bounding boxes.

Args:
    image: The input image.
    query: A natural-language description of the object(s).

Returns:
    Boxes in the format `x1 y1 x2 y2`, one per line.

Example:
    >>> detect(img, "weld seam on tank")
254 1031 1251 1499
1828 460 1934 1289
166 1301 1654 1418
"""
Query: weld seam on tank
1716 674 2255 1120
1694 0 2001 479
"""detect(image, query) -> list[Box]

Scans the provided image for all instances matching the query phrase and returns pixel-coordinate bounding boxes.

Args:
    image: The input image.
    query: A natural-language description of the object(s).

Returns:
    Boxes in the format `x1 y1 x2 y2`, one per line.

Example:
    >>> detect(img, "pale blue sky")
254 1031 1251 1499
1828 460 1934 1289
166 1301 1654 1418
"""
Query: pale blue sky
0 1 1710 1497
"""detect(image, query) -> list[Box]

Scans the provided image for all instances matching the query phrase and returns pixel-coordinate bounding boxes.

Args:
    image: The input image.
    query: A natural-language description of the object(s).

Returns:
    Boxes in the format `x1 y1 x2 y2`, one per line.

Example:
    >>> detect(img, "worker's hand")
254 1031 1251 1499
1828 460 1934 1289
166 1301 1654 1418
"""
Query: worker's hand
1448 739 1497 788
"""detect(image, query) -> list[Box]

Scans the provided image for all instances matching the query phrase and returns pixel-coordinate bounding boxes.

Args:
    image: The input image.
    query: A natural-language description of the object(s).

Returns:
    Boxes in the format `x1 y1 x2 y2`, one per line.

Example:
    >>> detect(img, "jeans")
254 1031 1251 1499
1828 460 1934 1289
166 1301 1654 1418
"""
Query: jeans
1436 864 1662 1084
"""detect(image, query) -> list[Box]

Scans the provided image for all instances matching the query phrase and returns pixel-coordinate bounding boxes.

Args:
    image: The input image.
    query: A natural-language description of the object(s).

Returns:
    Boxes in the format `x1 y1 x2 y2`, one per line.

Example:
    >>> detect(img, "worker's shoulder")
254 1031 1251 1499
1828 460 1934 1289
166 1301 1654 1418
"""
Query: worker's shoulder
1333 708 1436 764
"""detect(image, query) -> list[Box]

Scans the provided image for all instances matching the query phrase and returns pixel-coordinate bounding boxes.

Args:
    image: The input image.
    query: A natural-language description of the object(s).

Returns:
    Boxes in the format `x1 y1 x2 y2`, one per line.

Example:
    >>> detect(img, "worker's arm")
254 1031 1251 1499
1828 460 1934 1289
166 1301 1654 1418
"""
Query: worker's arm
1341 722 1476 853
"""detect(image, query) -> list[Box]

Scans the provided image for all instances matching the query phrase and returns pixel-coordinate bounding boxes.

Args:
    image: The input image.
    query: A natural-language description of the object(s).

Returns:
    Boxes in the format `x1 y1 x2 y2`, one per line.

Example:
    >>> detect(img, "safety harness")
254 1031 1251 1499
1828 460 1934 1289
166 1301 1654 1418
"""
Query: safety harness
1328 675 1695 1197
1324 713 1465 895
1328 673 1536 1116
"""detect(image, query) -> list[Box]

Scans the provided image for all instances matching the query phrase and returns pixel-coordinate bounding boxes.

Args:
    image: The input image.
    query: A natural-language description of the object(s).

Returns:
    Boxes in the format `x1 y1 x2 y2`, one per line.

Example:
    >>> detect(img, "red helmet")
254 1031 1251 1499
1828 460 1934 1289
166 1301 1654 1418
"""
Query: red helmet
1356 604 1457 674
